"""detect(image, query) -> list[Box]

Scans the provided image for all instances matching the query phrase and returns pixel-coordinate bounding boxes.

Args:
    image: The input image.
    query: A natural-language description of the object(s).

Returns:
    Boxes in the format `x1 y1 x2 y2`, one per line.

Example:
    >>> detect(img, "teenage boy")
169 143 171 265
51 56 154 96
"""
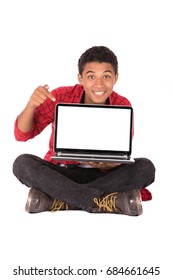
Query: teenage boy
13 46 155 216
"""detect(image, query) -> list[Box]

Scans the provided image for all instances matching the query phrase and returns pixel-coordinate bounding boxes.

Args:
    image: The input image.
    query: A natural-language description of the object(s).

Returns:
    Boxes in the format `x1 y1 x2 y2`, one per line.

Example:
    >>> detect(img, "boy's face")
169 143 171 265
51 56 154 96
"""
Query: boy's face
78 62 118 104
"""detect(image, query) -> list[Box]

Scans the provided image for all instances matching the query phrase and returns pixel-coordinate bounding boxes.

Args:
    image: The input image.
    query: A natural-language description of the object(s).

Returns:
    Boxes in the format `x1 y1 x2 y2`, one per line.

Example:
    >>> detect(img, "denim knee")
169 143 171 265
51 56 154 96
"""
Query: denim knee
13 154 31 177
136 157 156 181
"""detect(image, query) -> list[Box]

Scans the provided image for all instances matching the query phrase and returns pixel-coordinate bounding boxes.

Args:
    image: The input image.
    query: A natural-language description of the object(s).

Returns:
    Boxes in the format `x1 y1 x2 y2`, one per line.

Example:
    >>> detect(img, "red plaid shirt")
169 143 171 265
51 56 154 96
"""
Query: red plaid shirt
14 84 132 164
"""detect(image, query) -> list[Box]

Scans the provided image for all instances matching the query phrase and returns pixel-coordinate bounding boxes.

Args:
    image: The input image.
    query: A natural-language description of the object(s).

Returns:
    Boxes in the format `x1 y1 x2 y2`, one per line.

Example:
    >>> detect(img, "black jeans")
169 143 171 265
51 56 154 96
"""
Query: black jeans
13 154 155 211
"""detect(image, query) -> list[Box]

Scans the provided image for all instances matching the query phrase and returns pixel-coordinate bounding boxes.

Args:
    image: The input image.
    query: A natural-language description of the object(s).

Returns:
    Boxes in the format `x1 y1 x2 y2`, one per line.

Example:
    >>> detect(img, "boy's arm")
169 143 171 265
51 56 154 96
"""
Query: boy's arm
17 85 55 133
84 162 121 170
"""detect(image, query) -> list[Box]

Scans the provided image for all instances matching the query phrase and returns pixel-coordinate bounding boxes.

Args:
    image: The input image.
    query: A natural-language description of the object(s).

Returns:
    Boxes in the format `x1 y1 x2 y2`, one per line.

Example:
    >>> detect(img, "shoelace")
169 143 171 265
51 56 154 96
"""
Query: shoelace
93 192 117 212
50 199 69 211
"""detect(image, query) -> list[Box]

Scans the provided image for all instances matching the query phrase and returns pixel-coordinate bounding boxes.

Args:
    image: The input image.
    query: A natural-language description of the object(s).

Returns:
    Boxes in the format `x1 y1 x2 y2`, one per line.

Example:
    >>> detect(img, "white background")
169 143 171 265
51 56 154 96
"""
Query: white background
0 0 172 279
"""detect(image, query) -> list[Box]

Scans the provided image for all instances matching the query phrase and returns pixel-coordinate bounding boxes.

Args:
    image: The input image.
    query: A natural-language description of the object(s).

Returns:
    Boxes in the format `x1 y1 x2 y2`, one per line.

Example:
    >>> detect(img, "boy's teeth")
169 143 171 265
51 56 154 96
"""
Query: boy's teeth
95 92 104 95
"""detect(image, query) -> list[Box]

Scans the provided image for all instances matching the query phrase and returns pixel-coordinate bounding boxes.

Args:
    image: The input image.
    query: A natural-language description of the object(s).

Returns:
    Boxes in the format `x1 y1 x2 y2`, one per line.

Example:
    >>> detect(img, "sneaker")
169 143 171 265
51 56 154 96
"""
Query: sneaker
91 189 143 216
25 188 78 213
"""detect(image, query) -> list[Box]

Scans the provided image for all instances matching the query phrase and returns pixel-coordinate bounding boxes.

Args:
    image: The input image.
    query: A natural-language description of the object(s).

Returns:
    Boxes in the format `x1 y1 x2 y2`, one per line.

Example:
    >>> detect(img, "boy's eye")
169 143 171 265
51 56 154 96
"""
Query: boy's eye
104 75 111 79
88 75 95 79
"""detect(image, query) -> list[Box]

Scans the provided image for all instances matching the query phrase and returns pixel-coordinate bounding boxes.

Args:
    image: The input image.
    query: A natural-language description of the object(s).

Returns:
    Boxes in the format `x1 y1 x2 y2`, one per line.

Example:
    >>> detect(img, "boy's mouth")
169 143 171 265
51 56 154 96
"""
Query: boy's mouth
93 91 105 96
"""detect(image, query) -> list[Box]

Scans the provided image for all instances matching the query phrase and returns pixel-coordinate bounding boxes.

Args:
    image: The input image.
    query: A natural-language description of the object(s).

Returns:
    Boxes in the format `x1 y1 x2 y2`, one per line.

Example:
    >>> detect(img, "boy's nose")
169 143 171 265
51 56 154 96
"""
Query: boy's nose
94 78 104 87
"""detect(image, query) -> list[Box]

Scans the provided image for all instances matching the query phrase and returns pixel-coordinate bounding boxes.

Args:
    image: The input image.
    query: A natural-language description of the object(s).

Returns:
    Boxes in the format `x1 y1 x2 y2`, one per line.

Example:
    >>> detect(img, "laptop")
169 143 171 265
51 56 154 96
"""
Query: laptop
52 103 135 164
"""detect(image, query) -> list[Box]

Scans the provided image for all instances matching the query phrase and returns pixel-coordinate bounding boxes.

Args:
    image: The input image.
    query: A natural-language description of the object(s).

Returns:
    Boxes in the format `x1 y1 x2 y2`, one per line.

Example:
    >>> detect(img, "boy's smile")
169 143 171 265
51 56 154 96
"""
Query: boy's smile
78 62 118 104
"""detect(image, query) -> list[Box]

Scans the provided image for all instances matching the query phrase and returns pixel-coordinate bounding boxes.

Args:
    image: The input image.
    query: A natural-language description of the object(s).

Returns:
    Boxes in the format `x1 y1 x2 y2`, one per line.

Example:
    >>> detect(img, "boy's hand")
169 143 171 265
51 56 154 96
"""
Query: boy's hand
85 162 121 170
28 85 56 109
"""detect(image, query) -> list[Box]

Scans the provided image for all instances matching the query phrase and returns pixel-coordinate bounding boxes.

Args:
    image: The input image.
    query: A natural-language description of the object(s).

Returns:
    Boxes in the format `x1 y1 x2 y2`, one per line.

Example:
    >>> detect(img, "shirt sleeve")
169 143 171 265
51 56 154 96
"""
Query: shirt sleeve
14 97 55 141
14 117 35 141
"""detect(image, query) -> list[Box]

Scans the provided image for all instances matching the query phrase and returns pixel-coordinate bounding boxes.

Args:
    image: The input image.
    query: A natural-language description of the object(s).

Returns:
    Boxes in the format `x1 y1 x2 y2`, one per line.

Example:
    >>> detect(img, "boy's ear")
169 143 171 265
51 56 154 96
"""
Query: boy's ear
78 74 82 84
114 73 119 84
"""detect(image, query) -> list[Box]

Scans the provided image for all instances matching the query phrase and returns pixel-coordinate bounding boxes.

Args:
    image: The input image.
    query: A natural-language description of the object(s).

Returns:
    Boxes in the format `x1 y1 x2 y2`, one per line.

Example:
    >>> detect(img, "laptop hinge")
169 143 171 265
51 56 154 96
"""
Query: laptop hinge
57 152 128 159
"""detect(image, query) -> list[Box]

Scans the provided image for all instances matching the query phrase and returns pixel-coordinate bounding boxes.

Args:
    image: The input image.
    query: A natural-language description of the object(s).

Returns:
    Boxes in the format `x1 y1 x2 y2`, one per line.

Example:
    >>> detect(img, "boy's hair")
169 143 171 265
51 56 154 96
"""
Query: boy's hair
78 46 118 75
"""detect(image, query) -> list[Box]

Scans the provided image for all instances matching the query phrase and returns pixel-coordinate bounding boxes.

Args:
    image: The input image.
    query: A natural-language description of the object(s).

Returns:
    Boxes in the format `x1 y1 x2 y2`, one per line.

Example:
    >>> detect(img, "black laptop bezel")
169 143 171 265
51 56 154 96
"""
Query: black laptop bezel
53 103 133 156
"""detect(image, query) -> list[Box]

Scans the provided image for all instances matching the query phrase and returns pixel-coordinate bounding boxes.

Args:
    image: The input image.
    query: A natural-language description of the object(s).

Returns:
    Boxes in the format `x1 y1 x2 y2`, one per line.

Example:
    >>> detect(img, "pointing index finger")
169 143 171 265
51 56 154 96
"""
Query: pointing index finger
46 91 56 102
43 85 56 102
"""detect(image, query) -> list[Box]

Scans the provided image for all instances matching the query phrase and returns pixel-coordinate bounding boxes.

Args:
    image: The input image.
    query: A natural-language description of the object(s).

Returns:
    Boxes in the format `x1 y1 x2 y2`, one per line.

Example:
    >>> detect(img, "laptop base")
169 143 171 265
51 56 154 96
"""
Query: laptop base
51 155 135 164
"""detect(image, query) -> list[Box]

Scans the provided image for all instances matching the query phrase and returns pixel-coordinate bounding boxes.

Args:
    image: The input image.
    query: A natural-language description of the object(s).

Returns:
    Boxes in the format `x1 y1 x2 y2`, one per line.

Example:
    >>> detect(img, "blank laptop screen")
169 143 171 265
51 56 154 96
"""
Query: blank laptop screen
55 105 132 152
